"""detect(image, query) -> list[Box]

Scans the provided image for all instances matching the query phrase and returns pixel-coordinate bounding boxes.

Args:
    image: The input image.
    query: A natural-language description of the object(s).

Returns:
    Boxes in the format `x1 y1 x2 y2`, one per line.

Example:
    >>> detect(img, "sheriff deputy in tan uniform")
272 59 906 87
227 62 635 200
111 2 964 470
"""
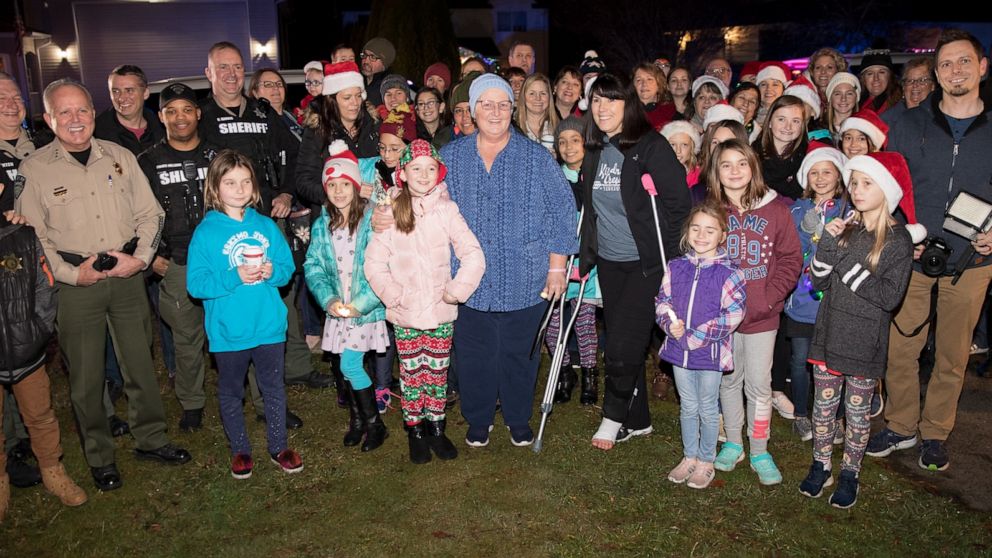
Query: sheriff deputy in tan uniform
15 79 191 492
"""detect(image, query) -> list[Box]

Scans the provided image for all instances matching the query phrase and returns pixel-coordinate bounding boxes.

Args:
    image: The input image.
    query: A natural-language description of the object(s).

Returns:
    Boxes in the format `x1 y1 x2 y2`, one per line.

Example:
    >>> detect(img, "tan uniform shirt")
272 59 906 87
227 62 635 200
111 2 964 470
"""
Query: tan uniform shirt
15 138 164 285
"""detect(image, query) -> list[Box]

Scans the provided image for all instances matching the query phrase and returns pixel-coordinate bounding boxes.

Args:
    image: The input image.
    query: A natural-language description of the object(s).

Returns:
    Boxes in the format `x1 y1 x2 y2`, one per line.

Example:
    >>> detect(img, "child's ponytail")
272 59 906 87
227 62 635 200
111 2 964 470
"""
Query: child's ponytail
393 187 416 234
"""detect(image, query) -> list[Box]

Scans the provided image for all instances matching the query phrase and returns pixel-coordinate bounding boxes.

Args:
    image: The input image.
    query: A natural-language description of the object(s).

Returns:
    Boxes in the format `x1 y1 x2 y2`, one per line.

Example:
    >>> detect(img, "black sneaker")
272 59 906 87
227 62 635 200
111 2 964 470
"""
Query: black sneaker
179 408 203 433
108 414 130 438
6 443 42 488
865 428 917 457
256 409 304 429
829 470 859 509
798 461 833 498
918 439 949 471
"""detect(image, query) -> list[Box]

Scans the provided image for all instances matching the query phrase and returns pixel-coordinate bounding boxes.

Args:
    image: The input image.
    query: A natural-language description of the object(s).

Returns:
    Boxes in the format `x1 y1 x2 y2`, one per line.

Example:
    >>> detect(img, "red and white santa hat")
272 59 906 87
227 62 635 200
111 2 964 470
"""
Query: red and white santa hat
303 60 325 74
797 141 848 190
756 62 789 87
660 121 702 154
702 100 745 129
839 108 889 150
843 152 927 243
322 140 361 190
322 61 366 99
783 74 822 119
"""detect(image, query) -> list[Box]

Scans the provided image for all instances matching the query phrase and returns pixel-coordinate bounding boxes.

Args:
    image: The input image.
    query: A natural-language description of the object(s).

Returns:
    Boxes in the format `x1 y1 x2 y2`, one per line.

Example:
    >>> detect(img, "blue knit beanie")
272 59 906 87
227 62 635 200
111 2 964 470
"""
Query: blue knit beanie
468 73 514 118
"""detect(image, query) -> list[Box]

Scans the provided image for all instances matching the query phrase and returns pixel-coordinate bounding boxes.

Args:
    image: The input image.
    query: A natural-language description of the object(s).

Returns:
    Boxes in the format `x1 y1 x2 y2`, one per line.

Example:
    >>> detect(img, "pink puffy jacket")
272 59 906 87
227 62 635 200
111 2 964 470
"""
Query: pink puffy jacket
364 183 486 331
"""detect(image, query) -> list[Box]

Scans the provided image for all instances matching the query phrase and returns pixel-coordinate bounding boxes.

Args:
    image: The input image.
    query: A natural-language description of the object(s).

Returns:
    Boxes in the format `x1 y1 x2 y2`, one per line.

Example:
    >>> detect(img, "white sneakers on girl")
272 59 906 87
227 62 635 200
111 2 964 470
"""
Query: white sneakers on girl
687 462 716 489
771 391 795 419
667 458 697 484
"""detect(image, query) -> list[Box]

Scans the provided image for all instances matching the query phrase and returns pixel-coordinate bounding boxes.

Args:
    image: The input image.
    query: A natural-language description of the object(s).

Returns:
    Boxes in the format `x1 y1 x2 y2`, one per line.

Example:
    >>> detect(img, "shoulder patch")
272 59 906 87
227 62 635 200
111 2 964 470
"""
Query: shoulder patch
13 174 26 198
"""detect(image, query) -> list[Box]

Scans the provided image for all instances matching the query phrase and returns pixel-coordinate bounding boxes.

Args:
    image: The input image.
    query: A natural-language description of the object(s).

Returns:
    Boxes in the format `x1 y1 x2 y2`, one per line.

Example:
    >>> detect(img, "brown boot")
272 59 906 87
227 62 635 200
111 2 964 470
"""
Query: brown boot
0 473 9 523
41 464 88 507
652 370 673 400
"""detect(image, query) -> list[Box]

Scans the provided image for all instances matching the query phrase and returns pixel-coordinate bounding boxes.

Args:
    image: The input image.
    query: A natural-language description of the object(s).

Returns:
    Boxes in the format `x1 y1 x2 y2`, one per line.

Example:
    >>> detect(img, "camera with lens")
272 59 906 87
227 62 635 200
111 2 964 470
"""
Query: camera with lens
920 237 951 277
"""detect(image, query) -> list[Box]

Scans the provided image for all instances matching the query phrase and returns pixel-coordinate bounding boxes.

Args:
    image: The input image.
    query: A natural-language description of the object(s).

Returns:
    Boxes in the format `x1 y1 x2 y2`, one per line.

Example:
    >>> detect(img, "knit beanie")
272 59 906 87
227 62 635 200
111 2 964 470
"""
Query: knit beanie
304 60 325 74
660 121 702 154
468 73 514 118
691 75 729 99
363 37 396 68
702 100 745 129
396 139 447 189
423 62 451 89
379 74 412 103
858 49 895 74
379 105 417 143
579 50 606 76
825 72 862 103
783 74 822 119
797 141 848 190
450 71 482 107
322 61 366 99
323 140 361 190
843 152 927 243
839 108 889 150
555 115 586 140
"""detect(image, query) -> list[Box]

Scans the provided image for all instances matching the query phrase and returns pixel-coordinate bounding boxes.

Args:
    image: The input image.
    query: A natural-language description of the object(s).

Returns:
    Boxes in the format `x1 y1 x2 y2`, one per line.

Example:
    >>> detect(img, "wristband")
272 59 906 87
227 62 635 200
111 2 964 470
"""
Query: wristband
548 268 566 273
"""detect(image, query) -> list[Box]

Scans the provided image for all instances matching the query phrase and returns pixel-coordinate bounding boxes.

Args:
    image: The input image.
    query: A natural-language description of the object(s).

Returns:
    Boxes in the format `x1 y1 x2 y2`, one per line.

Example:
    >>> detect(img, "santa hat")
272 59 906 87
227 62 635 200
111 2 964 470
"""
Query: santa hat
396 139 448 189
379 105 417 143
691 75 729 99
303 60 326 74
322 61 366 99
740 61 762 81
843 152 927 243
322 140 361 190
578 75 598 112
756 62 788 87
783 74 822 119
839 108 889 150
660 121 702 154
825 72 862 102
702 100 745 129
797 141 848 190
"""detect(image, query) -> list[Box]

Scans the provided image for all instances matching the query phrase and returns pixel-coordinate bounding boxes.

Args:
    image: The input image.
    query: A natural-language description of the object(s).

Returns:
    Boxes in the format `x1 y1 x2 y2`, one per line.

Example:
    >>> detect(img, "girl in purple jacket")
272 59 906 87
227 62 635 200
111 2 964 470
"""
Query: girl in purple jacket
656 203 747 489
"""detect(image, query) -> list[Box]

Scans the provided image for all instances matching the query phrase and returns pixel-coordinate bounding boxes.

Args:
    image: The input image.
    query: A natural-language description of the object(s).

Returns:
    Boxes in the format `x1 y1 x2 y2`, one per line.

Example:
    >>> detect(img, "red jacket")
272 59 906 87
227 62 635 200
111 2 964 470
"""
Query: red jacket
645 102 677 131
724 190 802 334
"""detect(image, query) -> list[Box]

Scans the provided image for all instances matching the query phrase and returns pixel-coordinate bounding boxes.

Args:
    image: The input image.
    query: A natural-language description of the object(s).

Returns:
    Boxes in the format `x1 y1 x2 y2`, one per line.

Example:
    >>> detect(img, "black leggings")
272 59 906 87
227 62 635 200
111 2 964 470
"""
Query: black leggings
597 258 663 430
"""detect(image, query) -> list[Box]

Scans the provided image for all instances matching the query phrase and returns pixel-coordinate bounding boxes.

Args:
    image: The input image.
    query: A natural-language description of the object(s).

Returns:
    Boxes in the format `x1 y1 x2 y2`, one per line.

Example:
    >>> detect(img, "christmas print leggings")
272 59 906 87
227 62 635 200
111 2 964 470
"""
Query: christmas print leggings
812 365 876 474
543 301 598 368
396 323 454 425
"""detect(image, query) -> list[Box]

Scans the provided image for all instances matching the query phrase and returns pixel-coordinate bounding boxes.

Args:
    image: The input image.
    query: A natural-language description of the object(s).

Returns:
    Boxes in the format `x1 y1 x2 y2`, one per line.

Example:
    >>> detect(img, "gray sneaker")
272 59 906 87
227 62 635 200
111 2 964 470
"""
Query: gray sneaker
833 419 845 445
793 417 813 442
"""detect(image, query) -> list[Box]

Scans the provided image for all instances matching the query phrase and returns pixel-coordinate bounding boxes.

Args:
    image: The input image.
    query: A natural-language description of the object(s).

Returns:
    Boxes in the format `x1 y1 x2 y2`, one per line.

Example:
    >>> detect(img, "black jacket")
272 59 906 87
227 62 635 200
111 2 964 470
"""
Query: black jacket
755 139 806 202
94 107 165 157
138 139 220 265
198 95 298 215
0 222 56 383
295 116 379 207
808 224 913 378
579 131 690 276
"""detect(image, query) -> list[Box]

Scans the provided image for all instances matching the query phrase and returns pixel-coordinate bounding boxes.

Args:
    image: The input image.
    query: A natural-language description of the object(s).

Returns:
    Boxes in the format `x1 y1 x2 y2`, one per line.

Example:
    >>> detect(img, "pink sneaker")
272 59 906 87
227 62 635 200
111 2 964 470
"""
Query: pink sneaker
667 457 697 484
231 454 253 480
269 449 303 474
687 461 715 489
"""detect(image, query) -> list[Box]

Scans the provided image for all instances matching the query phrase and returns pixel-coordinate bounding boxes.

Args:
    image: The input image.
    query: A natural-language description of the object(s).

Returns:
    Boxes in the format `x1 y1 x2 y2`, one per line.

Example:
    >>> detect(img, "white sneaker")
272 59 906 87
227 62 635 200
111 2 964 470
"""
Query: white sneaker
687 461 716 489
772 392 795 420
667 457 697 484
970 343 988 355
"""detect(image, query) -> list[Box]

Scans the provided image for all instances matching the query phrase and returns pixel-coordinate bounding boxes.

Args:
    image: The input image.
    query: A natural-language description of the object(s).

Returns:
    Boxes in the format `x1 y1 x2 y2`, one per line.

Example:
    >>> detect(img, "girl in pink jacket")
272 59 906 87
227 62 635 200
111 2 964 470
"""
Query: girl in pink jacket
365 139 485 465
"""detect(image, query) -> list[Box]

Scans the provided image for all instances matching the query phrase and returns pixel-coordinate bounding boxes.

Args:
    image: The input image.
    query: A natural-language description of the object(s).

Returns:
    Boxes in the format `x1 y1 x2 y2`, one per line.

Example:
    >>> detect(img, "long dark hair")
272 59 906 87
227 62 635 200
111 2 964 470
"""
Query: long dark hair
583 73 652 152
318 90 369 144
325 185 367 236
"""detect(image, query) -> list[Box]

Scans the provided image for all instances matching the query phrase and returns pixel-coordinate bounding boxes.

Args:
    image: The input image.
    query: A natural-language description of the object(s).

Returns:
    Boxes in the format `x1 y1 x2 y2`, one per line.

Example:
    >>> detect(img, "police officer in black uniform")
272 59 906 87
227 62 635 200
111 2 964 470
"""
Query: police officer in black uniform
198 42 331 409
138 83 218 432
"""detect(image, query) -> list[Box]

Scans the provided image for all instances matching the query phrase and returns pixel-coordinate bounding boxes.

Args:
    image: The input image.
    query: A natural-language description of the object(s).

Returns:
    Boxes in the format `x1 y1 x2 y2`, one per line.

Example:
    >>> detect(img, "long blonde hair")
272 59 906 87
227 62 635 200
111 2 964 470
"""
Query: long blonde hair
839 176 894 272
515 73 559 137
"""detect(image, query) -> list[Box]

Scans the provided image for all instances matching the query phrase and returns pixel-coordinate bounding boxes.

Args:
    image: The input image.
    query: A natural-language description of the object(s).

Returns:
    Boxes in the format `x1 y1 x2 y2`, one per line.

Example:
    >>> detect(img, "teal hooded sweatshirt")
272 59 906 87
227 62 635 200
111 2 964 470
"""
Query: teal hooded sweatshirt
186 207 294 352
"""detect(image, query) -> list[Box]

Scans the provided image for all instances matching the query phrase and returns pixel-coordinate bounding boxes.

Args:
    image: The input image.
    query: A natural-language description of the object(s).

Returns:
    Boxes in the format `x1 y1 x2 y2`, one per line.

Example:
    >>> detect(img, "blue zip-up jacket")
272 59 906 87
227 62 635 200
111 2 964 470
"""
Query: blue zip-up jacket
889 94 992 270
303 206 385 325
784 197 845 324
186 207 294 352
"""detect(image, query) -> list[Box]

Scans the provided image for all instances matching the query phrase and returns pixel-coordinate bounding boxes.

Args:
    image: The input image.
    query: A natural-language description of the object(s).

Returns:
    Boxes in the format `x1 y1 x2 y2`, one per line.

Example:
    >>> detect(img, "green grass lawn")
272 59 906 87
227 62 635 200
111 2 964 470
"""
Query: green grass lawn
2 352 991 557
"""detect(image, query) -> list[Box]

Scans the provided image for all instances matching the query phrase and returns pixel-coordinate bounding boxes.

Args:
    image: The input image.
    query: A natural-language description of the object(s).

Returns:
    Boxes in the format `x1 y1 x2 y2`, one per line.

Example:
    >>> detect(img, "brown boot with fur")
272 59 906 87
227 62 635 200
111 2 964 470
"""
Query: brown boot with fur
41 464 87 507
0 473 9 522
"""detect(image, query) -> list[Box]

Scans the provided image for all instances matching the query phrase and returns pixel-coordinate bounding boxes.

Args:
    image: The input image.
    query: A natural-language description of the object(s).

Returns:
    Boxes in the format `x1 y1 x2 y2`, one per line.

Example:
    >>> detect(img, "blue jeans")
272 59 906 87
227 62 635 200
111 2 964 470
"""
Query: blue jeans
789 336 812 418
673 366 722 463
215 343 287 456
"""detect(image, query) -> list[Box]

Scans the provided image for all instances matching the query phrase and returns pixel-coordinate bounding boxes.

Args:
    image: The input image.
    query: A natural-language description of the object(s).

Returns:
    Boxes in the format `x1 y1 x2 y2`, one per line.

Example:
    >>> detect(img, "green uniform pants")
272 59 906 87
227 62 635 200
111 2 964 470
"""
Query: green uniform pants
158 262 206 411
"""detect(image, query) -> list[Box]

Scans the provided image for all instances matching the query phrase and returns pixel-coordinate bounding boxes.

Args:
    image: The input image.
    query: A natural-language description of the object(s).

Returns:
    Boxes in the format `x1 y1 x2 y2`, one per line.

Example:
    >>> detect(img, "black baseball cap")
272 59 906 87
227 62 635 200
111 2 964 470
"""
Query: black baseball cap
160 82 198 109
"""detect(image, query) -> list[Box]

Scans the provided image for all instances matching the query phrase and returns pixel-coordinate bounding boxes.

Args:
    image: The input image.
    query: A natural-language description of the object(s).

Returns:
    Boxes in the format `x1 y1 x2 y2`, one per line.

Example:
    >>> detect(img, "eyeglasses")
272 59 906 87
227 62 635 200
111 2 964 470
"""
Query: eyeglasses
903 77 933 87
707 67 730 77
452 107 470 116
260 81 284 89
378 144 404 155
476 100 513 114
415 100 438 109
304 80 322 88
360 51 381 61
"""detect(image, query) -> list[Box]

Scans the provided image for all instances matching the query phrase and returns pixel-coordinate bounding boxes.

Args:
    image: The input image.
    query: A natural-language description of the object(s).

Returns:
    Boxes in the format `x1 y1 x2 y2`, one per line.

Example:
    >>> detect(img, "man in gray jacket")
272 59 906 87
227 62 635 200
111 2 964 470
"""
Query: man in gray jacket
867 29 992 472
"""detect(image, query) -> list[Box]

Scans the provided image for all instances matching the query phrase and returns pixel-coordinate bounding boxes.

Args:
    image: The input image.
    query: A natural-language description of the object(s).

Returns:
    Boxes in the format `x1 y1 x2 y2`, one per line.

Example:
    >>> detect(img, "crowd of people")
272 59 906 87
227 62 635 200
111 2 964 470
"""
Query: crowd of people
0 26 990 520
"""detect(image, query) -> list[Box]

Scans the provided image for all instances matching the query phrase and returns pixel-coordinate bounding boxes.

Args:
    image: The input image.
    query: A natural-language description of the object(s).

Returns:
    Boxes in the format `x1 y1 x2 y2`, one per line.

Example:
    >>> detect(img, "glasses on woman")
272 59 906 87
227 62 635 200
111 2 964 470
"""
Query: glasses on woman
476 100 513 114
902 77 933 88
260 81 284 89
416 100 438 110
378 144 404 155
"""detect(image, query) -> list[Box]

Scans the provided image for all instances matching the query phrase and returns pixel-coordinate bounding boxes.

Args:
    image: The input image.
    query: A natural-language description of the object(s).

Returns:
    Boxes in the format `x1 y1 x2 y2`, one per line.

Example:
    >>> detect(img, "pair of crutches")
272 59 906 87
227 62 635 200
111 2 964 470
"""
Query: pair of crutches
532 174 669 453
